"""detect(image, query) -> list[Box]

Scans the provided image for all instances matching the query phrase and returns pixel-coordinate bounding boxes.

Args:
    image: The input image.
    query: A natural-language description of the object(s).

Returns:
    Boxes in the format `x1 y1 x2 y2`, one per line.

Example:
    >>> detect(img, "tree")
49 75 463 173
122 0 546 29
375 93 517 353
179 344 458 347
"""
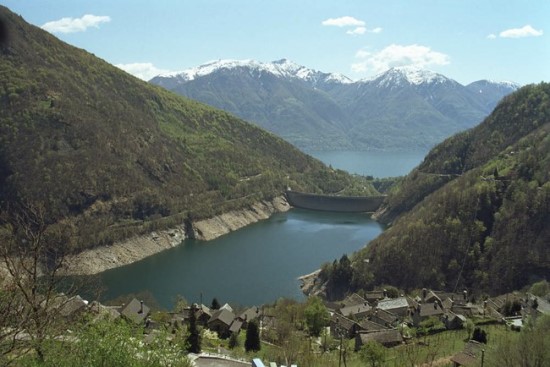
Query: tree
185 305 201 353
244 320 261 352
0 202 78 364
304 296 329 337
360 341 385 367
210 297 220 310
228 332 239 349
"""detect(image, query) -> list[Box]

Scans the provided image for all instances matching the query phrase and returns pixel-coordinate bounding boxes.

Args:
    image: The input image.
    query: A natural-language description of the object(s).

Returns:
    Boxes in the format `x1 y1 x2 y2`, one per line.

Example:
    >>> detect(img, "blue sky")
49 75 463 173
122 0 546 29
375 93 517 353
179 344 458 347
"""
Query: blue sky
2 0 548 84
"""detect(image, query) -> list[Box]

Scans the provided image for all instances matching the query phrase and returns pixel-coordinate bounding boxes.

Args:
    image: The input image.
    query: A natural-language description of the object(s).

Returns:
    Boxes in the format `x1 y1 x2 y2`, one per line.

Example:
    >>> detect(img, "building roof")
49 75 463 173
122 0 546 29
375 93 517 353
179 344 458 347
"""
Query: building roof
358 319 388 332
331 313 357 333
371 308 399 325
229 319 243 333
364 291 385 303
208 308 235 327
238 306 261 322
377 297 409 311
357 329 403 346
418 302 445 318
220 303 234 313
341 293 368 308
121 298 150 324
340 302 371 318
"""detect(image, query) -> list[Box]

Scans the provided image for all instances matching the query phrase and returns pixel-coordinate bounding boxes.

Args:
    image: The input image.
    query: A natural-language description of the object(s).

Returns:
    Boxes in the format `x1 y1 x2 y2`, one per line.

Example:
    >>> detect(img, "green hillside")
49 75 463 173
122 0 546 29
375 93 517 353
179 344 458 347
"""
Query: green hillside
0 6 377 252
322 83 550 297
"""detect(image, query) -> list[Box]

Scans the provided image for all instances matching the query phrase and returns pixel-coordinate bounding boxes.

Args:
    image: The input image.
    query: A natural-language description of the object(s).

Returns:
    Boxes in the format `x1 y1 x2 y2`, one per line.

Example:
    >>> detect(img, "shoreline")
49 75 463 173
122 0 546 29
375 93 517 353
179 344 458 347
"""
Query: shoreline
65 196 290 275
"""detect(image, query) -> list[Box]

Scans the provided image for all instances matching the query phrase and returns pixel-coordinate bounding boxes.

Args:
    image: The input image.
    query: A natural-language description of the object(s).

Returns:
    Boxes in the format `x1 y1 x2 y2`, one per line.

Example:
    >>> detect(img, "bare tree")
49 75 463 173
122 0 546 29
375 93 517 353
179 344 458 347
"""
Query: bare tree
0 201 76 364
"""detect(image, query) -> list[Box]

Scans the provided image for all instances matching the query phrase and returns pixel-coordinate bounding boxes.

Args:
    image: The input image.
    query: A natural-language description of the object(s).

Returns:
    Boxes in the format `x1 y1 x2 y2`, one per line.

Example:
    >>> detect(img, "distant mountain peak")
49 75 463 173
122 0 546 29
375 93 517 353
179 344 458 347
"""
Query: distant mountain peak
368 66 453 87
154 59 353 85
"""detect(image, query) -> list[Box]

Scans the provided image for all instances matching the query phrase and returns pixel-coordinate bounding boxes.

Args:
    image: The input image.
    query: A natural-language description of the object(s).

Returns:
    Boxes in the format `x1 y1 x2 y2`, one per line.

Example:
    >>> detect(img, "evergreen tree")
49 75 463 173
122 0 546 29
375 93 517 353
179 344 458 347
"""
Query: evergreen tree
228 332 239 349
186 306 201 353
244 321 261 352
211 297 221 310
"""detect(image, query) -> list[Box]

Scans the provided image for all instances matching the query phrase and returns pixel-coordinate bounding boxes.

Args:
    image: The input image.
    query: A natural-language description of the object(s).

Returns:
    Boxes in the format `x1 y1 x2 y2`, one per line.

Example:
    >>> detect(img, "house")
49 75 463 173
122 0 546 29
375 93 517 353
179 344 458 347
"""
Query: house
341 293 368 308
370 308 399 328
357 319 388 333
450 340 483 366
412 302 445 326
330 313 360 338
238 306 261 329
376 297 410 317
208 308 235 338
444 312 467 330
364 291 385 304
354 329 403 350
229 318 243 334
121 298 150 325
339 302 371 320
89 300 121 320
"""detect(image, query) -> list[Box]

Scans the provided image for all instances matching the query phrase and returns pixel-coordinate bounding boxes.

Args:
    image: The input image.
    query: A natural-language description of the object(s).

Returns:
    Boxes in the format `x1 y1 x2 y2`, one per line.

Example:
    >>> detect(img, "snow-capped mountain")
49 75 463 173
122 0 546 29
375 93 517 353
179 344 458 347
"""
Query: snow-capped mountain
365 66 456 88
149 60 519 151
155 58 352 87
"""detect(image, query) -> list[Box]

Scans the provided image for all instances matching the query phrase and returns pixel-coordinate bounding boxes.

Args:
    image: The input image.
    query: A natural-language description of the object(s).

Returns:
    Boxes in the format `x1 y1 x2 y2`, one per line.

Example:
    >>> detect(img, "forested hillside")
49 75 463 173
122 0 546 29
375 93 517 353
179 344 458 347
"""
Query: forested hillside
0 7 376 252
322 83 550 297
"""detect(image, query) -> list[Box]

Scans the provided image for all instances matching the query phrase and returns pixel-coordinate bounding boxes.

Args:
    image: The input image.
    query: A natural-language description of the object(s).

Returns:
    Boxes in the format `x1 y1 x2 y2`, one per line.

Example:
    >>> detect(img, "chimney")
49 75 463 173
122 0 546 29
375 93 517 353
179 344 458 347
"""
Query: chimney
140 300 144 314
463 290 468 301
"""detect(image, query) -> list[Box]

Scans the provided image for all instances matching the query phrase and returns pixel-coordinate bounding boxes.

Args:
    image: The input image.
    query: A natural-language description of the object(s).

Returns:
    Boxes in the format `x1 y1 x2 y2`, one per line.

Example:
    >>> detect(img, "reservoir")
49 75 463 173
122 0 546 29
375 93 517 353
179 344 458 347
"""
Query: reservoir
98 150 426 309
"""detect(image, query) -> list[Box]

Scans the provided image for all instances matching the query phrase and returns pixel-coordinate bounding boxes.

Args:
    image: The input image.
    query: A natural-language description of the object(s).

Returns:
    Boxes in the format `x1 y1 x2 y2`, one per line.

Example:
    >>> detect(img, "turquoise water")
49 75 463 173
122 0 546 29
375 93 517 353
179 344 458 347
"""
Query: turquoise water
98 151 426 308
306 150 428 178
99 210 382 308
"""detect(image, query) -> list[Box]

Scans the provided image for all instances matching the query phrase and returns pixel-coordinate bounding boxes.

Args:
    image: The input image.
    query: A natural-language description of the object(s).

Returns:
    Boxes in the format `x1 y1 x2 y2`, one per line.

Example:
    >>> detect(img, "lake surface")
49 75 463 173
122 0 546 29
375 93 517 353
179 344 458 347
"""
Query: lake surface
306 150 428 178
100 210 382 308
98 150 426 309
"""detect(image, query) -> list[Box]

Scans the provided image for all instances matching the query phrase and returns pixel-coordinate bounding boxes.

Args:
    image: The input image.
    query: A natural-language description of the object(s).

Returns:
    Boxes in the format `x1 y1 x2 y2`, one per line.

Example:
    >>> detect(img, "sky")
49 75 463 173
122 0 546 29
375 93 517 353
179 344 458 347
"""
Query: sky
2 0 549 85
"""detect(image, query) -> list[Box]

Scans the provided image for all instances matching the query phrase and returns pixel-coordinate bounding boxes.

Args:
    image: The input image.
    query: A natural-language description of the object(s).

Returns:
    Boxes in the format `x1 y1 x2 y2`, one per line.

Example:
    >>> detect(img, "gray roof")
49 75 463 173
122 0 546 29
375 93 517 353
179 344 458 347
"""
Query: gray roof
238 306 261 322
59 295 87 318
121 298 150 324
341 293 368 308
331 313 357 332
357 329 403 346
340 303 371 317
371 308 398 324
377 297 409 311
358 319 388 332
229 319 243 333
208 308 235 327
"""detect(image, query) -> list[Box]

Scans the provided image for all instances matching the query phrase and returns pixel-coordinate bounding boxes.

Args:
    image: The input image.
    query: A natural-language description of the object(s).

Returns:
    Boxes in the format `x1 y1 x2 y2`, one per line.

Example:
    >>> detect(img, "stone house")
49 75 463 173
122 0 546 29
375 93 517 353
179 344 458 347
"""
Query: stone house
370 308 400 328
376 297 410 317
412 302 445 327
121 298 150 325
207 308 235 338
354 329 403 350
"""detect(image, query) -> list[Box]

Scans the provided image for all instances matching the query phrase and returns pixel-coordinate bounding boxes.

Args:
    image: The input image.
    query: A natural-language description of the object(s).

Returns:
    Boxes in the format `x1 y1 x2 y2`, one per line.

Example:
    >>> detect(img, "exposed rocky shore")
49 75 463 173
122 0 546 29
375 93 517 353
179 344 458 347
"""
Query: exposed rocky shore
65 196 290 275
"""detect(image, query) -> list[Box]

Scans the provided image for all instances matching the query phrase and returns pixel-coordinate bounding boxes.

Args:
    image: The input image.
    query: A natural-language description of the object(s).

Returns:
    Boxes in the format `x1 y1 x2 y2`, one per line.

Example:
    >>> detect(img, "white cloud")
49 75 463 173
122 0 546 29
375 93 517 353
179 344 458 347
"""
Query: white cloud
115 63 172 81
41 14 111 34
346 27 366 35
322 16 365 27
370 27 383 34
499 25 543 38
352 44 450 74
487 33 497 39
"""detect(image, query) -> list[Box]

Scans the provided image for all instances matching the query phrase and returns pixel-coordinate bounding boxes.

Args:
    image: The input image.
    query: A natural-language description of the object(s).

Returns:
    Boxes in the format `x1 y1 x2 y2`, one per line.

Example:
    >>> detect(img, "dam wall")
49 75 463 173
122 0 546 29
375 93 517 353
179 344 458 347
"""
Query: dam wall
286 190 385 213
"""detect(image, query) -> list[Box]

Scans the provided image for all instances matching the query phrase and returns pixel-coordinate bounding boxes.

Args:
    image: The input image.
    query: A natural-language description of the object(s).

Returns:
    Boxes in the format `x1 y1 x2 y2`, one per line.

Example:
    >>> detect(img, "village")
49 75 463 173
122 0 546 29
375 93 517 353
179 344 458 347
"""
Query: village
40 281 550 367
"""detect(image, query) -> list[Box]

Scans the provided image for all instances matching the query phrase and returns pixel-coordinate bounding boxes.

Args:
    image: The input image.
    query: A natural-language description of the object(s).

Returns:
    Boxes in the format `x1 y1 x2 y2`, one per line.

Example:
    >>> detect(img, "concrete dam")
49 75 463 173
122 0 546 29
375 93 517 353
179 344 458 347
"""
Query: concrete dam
285 190 386 213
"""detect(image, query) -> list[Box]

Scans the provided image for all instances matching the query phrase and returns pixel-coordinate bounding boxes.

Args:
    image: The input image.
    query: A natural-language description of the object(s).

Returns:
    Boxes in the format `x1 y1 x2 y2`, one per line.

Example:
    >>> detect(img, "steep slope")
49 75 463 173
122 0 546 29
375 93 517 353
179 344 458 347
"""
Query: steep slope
151 59 353 150
151 62 519 151
376 84 548 224
0 6 376 252
338 83 550 296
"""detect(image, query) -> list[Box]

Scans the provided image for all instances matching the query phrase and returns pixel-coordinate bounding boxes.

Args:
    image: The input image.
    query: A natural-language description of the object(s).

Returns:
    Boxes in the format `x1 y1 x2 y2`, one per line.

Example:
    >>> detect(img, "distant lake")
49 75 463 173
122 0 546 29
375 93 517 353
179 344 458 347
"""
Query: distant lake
306 150 428 178
97 151 426 309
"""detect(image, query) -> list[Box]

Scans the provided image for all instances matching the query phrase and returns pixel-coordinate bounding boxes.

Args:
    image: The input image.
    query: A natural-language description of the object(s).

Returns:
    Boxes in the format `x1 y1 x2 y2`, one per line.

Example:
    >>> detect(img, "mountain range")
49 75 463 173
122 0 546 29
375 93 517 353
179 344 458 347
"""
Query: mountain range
0 6 375 252
150 59 520 151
